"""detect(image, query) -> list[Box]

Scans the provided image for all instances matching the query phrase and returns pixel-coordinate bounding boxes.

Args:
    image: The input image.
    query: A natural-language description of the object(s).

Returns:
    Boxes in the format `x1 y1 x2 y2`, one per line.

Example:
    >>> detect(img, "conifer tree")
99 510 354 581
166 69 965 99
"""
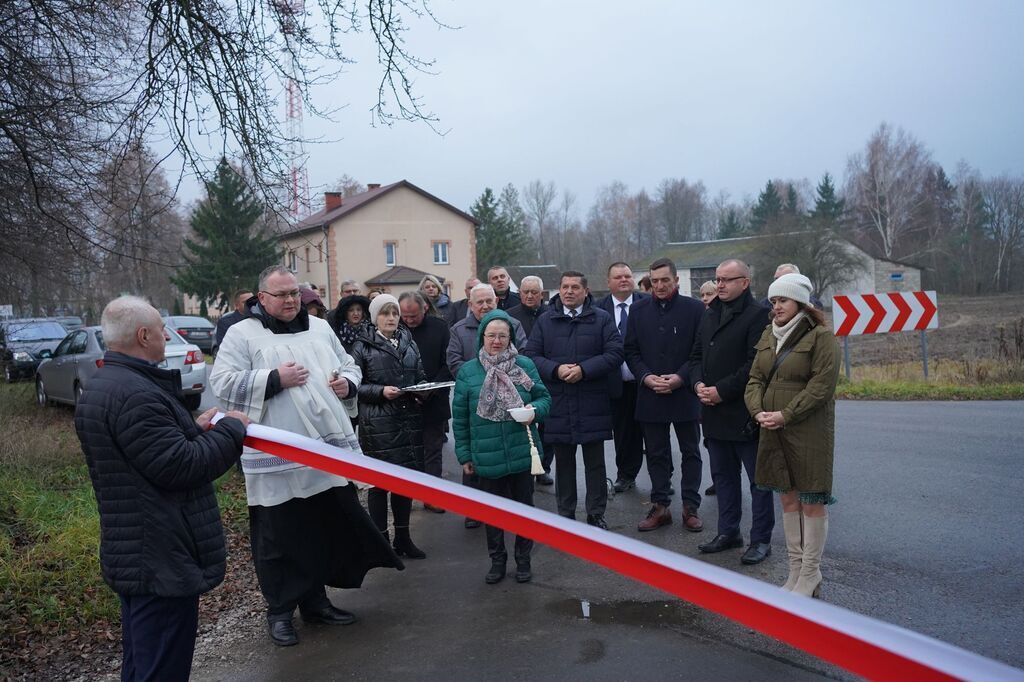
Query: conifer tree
749 180 783 233
471 186 531 277
172 158 280 310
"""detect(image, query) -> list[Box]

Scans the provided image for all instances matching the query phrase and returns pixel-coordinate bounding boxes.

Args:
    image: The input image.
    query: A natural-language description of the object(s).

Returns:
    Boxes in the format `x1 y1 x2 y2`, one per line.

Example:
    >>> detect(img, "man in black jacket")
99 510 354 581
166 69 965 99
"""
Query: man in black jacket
596 262 649 493
688 259 774 565
445 277 479 327
213 288 253 355
75 295 250 681
506 275 548 339
525 271 623 529
624 258 705 534
399 291 452 511
488 266 521 310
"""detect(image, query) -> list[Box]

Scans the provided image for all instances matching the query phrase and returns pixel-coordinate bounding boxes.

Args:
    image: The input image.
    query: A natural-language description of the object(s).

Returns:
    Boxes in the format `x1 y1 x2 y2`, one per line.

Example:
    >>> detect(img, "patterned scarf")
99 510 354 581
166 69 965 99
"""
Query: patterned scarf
338 321 362 347
476 346 534 422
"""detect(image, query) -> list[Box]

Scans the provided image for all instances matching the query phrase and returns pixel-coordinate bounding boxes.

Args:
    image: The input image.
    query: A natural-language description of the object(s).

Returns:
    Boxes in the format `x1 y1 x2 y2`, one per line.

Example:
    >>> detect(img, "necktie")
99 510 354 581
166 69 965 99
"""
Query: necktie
570 308 578 318
618 302 628 336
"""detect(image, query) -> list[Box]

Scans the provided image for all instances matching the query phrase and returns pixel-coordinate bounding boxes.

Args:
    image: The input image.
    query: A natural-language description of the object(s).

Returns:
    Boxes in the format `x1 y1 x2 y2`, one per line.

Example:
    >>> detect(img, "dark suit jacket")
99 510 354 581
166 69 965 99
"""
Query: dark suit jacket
687 289 770 441
595 291 649 398
496 290 521 311
623 292 704 423
446 298 470 327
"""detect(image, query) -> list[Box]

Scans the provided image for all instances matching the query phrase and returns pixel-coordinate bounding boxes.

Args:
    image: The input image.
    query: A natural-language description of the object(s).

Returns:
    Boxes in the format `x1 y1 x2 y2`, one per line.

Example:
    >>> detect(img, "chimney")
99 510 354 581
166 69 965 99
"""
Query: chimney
324 192 343 211
367 183 381 190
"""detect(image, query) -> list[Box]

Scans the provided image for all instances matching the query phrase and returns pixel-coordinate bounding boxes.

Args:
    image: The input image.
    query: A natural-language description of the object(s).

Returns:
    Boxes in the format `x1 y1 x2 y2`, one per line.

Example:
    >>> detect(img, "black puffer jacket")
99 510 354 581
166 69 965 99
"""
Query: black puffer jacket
74 352 246 597
350 326 426 469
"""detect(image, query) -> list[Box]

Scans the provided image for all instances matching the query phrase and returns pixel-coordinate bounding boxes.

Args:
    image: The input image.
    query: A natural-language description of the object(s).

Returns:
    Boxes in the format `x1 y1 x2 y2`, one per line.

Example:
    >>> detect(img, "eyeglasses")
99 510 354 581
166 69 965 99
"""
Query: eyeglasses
714 276 748 284
261 290 301 300
483 333 510 341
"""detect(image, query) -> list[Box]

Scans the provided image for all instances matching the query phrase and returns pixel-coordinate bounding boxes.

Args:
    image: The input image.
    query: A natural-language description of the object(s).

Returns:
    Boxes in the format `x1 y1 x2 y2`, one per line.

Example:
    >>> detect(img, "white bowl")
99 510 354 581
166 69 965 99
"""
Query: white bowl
507 406 535 423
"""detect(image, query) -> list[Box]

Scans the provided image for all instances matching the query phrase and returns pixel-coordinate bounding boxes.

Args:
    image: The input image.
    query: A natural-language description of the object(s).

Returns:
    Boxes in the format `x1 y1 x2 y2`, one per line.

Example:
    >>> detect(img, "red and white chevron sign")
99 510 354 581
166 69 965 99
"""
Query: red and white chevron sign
832 291 938 337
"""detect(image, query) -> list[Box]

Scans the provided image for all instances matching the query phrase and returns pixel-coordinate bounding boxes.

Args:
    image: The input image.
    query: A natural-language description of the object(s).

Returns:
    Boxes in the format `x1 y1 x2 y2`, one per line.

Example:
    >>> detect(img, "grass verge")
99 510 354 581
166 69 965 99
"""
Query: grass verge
0 381 247 676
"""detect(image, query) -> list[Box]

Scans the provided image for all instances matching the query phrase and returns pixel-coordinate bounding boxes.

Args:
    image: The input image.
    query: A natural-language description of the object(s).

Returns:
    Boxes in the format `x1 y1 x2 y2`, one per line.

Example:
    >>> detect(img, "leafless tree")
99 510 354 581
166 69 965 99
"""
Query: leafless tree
655 178 707 243
982 175 1024 292
522 180 558 263
845 122 932 259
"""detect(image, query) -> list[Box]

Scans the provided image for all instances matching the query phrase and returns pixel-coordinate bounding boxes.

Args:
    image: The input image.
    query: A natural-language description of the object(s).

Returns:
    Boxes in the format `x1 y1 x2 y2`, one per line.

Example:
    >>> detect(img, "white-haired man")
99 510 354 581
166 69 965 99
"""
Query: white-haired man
75 295 250 679
446 283 527 378
212 265 403 648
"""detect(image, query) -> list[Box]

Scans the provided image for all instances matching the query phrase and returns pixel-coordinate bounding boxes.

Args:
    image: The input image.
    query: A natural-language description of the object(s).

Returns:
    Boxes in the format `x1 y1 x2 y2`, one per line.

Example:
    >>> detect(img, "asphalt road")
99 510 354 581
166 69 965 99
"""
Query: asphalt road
193 400 1024 680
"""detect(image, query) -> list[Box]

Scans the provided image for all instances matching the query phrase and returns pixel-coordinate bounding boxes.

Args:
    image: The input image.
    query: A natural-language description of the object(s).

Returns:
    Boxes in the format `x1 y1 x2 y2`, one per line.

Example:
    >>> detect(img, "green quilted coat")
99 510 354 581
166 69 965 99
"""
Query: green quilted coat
452 311 551 479
744 317 839 494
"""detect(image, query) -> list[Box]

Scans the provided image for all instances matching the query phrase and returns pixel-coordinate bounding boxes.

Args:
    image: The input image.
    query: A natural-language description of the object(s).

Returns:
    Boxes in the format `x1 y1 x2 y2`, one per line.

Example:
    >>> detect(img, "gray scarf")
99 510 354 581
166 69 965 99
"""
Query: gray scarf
476 346 533 422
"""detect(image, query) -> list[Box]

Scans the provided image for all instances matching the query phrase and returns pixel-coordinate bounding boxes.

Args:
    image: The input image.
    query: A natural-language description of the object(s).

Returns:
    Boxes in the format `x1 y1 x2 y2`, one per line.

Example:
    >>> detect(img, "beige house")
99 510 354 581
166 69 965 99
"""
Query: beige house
277 180 478 302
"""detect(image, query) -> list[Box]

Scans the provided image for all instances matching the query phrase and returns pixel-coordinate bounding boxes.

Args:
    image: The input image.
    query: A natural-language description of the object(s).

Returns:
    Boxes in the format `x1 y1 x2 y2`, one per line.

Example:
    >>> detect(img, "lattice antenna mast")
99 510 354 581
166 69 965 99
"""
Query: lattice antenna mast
276 0 311 220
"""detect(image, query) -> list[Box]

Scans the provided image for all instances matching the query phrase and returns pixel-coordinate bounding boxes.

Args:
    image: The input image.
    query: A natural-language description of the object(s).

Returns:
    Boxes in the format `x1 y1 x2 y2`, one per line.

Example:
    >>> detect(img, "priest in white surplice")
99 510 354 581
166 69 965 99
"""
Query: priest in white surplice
211 265 403 648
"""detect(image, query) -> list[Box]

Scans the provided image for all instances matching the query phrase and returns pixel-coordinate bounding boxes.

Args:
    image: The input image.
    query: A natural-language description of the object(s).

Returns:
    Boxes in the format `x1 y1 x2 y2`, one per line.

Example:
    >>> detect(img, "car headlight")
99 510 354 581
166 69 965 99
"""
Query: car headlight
13 351 32 362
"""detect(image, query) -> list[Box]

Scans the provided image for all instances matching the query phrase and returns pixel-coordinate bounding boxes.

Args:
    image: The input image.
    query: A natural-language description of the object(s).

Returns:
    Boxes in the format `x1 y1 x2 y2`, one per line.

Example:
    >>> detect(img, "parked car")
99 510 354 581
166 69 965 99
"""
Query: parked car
56 315 85 331
1 318 69 383
164 315 216 354
35 327 208 410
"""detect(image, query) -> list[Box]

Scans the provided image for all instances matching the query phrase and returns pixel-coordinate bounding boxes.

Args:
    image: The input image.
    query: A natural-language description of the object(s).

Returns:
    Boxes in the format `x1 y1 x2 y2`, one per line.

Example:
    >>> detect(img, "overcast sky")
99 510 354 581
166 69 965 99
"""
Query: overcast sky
181 1 1024 216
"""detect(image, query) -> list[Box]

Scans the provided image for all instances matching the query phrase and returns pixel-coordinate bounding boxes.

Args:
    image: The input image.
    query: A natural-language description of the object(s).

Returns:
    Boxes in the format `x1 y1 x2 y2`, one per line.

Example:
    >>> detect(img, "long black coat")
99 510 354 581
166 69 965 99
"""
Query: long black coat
595 291 649 399
351 326 427 468
624 292 704 423
524 295 623 445
507 301 548 339
407 315 452 425
687 289 770 441
74 352 246 597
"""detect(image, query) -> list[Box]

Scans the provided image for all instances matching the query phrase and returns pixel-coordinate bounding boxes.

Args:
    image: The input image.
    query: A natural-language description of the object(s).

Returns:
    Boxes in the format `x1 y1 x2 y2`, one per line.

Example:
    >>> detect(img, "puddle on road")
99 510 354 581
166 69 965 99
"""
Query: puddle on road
545 598 703 628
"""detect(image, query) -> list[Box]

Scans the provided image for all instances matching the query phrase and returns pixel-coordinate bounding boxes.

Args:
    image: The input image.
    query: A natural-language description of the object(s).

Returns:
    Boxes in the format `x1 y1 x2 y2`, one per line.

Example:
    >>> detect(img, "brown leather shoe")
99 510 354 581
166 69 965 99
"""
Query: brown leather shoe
682 506 704 533
638 504 672 532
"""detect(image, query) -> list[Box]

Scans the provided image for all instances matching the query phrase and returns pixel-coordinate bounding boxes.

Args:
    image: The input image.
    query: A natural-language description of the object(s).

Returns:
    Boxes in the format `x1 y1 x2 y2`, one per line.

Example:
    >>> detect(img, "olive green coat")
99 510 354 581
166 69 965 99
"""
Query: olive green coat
744 317 839 494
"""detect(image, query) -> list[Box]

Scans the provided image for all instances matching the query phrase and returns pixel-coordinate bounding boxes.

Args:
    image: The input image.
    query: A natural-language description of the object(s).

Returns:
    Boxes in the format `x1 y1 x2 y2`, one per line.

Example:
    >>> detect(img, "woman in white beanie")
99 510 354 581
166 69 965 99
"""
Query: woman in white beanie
350 294 429 559
744 273 839 598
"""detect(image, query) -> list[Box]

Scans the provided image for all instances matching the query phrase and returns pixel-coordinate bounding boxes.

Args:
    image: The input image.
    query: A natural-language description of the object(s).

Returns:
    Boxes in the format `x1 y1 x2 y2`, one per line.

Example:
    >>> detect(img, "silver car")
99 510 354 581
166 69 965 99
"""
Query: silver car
36 326 208 410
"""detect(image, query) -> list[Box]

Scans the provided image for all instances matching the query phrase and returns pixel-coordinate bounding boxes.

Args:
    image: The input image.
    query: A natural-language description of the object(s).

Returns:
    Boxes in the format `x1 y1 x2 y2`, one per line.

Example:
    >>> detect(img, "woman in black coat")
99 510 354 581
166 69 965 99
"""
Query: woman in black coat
350 294 428 559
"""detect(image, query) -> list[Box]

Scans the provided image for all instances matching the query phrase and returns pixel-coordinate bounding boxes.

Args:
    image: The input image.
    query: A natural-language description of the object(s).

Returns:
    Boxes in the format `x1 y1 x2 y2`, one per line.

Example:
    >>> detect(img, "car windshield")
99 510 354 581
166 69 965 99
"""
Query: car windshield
3 321 68 341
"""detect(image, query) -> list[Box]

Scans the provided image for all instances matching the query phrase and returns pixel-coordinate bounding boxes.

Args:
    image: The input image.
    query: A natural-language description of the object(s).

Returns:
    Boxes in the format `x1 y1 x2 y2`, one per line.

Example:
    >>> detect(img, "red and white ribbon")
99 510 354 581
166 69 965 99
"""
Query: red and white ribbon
237 421 1021 682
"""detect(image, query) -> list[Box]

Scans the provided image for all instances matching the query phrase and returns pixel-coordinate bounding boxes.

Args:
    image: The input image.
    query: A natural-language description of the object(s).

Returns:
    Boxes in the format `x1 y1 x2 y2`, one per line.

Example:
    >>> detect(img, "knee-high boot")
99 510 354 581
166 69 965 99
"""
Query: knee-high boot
793 514 827 598
781 511 803 592
391 495 426 560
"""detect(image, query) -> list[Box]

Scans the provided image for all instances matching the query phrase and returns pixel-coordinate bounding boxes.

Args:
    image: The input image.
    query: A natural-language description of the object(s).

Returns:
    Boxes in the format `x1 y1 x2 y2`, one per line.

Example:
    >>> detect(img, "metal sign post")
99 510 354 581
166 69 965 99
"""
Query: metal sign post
843 337 851 380
920 330 929 379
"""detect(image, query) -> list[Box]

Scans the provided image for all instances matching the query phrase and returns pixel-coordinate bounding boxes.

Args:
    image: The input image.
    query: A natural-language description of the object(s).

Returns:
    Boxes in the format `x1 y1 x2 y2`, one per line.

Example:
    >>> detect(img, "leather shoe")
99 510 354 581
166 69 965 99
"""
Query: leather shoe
740 542 772 565
586 514 608 530
424 503 446 513
464 518 481 529
682 506 703 533
613 477 635 493
268 618 298 647
485 562 506 584
515 562 532 583
704 484 716 496
698 532 743 553
535 473 554 486
637 504 672 532
302 605 357 626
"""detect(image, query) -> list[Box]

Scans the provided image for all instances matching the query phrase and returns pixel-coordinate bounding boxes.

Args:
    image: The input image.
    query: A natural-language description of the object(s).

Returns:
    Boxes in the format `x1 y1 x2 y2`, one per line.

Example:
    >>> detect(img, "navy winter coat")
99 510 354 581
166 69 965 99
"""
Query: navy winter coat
687 289 770 441
623 292 705 423
524 295 624 445
74 352 246 597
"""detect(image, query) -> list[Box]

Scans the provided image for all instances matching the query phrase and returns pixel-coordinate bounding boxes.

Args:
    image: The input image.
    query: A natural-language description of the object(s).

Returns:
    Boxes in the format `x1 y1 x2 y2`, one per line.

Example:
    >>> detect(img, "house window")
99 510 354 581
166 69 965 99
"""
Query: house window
318 243 324 262
432 241 450 265
305 246 311 272
287 250 297 271
384 241 397 267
